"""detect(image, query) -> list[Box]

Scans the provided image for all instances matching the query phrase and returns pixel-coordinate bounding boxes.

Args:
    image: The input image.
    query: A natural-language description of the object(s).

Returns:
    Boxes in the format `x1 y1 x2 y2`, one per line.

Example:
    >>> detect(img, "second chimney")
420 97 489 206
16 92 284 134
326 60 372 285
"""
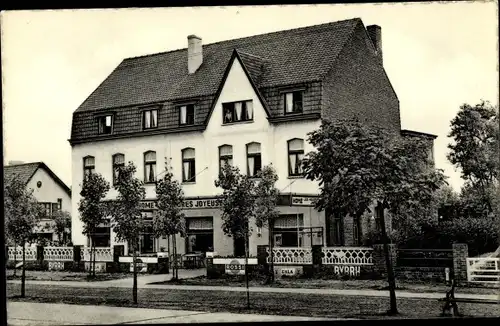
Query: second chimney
188 35 203 74
366 25 382 64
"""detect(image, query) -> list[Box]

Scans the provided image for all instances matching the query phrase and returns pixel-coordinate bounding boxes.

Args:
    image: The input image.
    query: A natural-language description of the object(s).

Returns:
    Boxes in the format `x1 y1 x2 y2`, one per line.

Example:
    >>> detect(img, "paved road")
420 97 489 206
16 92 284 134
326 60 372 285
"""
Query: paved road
7 302 335 325
7 279 500 301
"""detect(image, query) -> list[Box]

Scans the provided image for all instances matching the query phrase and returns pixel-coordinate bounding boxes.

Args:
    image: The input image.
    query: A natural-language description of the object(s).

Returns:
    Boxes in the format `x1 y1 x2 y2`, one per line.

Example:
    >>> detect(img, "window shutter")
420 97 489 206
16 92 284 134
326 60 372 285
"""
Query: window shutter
246 101 253 120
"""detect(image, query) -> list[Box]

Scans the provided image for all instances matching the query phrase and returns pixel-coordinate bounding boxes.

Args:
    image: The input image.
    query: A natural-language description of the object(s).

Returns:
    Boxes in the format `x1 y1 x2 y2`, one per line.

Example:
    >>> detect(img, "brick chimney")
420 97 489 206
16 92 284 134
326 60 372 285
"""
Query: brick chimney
187 35 202 74
367 25 382 64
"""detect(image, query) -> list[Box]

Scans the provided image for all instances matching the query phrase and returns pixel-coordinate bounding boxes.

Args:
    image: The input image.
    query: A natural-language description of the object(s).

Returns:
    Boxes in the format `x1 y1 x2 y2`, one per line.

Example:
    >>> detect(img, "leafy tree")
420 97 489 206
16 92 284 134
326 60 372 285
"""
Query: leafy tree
253 165 280 283
302 119 446 315
153 161 186 280
110 162 146 304
52 210 72 245
448 101 499 215
4 174 42 297
215 164 256 308
78 172 110 277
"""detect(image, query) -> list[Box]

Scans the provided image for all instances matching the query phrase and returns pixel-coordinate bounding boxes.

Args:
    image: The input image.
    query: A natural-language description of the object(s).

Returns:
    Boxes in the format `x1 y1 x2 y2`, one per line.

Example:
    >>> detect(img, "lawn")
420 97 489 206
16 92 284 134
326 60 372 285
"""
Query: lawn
152 275 500 295
6 270 133 282
7 283 500 319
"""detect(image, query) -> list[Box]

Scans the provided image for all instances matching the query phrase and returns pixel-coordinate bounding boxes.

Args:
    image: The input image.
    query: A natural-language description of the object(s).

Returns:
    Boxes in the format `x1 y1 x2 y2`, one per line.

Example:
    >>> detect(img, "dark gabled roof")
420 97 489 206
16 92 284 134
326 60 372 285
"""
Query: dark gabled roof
4 162 72 196
75 18 361 113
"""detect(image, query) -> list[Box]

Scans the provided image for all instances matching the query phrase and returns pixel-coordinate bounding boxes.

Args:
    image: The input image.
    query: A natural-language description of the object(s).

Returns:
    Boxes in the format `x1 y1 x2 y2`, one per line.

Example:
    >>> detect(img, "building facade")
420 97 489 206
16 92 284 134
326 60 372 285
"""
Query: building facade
4 162 72 244
69 18 435 256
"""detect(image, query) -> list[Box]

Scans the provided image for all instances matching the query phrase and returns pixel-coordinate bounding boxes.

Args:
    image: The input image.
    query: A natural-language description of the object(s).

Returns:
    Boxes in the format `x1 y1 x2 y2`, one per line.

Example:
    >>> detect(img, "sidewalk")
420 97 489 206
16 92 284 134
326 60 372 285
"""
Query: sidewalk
7 302 335 325
7 278 500 301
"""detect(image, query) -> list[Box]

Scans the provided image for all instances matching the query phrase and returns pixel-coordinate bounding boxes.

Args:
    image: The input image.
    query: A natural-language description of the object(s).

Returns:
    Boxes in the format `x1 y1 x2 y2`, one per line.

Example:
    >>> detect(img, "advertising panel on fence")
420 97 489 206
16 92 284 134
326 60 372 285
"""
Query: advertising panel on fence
212 258 258 275
274 266 304 277
119 256 158 264
334 265 361 277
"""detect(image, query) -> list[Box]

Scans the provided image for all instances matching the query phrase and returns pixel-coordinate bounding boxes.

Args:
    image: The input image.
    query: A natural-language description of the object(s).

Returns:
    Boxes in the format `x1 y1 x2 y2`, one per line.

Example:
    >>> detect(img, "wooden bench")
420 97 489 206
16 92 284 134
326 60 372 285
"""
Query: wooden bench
438 279 500 317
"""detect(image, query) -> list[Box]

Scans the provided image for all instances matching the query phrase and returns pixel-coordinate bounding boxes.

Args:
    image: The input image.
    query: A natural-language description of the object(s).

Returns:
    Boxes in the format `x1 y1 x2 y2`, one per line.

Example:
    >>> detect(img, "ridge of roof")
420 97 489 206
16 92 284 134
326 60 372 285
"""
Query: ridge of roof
121 17 362 62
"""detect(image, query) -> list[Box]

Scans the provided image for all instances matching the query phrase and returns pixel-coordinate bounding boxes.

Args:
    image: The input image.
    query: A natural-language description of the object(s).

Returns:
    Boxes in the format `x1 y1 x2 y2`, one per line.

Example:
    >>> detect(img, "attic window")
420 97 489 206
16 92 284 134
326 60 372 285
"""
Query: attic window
179 104 195 125
284 91 303 114
222 100 254 124
143 109 158 129
98 115 113 134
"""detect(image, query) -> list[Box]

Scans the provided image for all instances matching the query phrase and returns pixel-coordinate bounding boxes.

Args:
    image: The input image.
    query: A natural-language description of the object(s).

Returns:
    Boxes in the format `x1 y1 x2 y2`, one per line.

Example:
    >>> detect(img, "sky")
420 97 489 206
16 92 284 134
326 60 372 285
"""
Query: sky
1 3 498 192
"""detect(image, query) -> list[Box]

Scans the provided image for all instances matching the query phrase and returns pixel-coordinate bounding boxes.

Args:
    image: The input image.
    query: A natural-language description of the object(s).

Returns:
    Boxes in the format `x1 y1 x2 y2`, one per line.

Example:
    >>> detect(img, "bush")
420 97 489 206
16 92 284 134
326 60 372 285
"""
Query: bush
393 215 498 256
439 217 498 256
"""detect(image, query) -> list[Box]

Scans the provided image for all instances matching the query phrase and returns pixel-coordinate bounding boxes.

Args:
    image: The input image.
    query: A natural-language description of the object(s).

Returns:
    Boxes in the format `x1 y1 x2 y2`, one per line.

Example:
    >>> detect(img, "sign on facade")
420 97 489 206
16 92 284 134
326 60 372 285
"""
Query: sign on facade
334 265 361 277
181 198 223 209
291 196 316 206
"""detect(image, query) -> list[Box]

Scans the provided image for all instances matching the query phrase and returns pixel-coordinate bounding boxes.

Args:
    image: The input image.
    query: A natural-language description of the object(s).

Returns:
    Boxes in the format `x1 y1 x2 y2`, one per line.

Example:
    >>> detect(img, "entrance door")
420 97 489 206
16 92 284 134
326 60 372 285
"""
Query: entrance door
234 237 245 257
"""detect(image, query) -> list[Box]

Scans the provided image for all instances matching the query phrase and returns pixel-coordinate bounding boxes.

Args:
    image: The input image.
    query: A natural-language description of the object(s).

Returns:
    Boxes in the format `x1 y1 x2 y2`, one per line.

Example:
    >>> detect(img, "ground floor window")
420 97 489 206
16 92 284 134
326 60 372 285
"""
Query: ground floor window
185 217 213 254
326 209 344 246
90 227 110 247
353 216 362 245
272 214 304 247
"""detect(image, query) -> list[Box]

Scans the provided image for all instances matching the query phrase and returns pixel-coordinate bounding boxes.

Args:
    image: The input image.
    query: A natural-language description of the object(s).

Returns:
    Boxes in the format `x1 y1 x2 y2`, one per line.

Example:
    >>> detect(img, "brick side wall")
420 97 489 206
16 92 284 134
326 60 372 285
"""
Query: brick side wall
372 243 397 278
395 266 447 282
321 23 401 133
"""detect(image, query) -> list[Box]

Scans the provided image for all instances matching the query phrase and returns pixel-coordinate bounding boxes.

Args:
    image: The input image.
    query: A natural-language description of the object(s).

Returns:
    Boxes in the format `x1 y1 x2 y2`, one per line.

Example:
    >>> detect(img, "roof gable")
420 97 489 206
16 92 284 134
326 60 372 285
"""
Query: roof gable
75 18 361 113
4 162 71 197
204 49 272 125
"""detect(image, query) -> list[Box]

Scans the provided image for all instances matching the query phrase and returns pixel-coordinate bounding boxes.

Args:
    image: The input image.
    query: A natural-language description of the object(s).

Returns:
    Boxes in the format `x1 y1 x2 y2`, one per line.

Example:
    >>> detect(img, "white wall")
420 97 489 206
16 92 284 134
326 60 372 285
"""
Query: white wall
28 168 71 213
71 56 322 247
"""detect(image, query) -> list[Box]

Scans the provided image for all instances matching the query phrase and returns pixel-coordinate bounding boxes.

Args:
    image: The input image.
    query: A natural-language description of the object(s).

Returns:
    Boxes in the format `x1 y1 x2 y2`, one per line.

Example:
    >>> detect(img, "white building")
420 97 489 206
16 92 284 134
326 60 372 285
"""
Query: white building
69 18 435 256
4 161 72 244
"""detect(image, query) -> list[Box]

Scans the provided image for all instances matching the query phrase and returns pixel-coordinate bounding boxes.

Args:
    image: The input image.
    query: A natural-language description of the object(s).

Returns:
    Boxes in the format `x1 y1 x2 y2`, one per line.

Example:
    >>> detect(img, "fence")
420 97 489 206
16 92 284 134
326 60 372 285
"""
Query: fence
81 247 114 262
266 247 313 264
321 247 373 265
44 247 73 261
397 248 453 268
7 246 37 261
467 258 500 283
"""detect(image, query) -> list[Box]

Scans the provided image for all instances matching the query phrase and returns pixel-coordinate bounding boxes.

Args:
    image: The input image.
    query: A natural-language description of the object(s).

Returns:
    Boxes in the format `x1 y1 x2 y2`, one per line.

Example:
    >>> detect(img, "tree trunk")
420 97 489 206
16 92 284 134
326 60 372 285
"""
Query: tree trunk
268 223 274 283
132 240 138 304
244 233 250 309
21 244 26 298
378 202 398 315
13 242 17 277
172 234 178 280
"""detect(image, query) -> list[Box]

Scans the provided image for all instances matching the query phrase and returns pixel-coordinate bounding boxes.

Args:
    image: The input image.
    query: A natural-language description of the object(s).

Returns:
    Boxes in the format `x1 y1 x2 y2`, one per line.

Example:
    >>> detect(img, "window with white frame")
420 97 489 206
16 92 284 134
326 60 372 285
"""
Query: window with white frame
246 142 262 177
222 100 254 124
83 156 95 177
179 104 195 125
144 151 157 183
112 153 125 185
287 138 304 176
182 148 196 182
284 91 303 114
219 145 233 173
97 115 113 134
143 109 158 129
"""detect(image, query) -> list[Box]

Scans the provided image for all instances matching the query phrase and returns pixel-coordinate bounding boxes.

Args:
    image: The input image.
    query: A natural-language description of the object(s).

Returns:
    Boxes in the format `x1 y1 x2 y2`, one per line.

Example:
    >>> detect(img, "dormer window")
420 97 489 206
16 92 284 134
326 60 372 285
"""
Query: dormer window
179 104 195 125
284 91 303 114
98 115 113 134
143 109 158 129
222 100 253 124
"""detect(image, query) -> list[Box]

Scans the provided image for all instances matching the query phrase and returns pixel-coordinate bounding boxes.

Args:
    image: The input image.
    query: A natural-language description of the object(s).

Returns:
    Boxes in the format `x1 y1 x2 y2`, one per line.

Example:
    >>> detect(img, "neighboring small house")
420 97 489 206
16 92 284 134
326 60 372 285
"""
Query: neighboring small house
4 161 72 244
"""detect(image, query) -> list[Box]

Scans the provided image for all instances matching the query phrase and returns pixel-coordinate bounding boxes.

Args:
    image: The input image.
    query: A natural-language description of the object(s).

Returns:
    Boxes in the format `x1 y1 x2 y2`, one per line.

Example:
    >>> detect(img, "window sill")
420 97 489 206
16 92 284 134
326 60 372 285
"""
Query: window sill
179 123 195 127
287 175 305 179
284 112 303 116
143 127 159 131
222 120 254 126
182 181 196 185
144 182 156 185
